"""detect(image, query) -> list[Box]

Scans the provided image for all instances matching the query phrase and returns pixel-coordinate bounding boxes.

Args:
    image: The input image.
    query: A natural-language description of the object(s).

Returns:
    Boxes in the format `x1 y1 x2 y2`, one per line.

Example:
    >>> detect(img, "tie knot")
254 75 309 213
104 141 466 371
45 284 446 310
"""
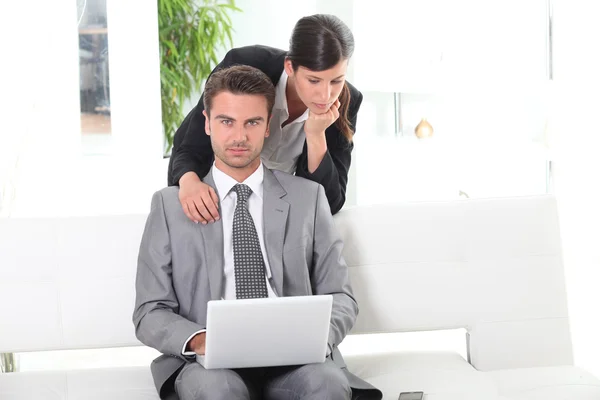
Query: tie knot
233 184 252 204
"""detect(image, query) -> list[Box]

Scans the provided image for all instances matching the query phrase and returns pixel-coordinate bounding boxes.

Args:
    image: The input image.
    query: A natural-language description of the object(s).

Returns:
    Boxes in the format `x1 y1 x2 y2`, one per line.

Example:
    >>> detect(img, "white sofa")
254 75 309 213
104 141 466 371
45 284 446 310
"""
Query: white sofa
1 195 599 399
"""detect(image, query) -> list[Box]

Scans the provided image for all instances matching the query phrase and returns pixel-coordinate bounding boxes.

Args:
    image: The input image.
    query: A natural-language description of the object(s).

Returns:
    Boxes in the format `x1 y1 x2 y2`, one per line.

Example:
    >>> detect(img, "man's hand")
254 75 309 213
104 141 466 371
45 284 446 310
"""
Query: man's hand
304 99 340 138
179 172 220 224
186 332 207 355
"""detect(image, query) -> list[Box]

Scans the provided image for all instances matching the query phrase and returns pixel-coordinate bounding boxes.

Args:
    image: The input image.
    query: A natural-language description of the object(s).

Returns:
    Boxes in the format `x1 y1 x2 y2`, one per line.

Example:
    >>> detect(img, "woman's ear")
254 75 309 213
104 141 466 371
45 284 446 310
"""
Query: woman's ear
284 59 294 77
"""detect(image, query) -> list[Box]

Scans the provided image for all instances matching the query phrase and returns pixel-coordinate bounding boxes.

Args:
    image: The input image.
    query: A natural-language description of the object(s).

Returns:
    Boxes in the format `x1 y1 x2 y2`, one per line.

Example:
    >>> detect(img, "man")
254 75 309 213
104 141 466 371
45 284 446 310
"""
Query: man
133 65 382 400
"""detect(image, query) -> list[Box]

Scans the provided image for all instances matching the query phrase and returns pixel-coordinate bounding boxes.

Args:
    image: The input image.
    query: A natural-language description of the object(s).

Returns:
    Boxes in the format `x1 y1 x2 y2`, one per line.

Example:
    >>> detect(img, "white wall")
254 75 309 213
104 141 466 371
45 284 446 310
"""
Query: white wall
0 1 80 217
229 0 317 49
548 0 600 378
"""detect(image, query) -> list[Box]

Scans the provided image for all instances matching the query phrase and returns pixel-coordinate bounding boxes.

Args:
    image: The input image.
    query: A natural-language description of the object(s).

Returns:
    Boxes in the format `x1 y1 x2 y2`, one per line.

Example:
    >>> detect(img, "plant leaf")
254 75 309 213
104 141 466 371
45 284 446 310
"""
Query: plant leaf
157 0 242 154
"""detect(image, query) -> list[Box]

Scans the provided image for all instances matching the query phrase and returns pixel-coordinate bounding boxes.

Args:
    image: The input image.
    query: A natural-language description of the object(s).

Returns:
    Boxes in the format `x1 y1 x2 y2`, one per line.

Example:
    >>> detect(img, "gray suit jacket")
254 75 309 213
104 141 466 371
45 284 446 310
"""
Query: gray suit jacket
133 166 382 400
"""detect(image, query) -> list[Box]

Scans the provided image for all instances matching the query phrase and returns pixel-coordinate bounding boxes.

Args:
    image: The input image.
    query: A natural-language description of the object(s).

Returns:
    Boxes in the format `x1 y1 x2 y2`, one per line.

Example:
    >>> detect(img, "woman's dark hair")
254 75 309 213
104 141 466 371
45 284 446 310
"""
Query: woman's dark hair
287 14 356 142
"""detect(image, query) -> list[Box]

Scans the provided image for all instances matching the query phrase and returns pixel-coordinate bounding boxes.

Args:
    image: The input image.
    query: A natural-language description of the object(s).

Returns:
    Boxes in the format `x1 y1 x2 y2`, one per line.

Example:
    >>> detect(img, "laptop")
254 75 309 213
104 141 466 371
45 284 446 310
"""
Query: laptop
196 295 333 369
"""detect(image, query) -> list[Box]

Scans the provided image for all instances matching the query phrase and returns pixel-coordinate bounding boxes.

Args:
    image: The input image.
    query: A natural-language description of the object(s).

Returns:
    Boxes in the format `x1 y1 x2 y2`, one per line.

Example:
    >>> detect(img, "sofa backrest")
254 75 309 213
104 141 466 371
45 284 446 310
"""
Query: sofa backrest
0 214 146 353
0 195 573 371
334 195 573 370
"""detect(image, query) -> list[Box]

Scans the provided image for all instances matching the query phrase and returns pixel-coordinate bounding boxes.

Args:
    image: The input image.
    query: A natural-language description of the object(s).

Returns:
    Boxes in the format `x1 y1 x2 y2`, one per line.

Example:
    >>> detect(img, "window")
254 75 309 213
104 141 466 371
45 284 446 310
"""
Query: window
78 0 111 137
350 0 552 205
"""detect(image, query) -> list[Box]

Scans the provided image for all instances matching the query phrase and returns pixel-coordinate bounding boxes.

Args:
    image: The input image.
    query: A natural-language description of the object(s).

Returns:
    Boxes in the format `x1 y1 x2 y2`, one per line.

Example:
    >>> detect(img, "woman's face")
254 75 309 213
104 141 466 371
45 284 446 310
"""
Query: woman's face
285 59 348 115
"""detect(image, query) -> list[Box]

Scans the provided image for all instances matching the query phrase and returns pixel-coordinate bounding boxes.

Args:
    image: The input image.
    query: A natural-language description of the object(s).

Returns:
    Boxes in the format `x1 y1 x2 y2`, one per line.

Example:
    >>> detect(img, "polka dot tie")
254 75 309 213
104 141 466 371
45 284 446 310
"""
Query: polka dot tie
232 184 268 299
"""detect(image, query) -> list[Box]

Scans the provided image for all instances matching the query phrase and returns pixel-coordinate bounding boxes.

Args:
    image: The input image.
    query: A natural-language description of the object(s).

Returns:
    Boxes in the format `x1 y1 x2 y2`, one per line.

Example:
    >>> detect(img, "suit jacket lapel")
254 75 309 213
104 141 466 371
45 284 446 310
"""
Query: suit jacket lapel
262 167 289 297
200 172 224 300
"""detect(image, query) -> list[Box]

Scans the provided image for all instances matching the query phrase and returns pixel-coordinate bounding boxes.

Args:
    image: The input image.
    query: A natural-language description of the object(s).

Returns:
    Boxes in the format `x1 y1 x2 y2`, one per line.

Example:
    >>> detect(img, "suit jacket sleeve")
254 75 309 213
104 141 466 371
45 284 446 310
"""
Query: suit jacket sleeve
132 191 205 356
310 184 358 352
168 48 243 187
295 90 364 215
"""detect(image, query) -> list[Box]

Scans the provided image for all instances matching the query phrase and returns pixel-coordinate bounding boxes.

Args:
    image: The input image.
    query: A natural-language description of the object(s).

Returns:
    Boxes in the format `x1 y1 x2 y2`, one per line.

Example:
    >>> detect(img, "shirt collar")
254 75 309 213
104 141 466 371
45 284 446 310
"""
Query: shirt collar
212 162 264 202
274 70 309 123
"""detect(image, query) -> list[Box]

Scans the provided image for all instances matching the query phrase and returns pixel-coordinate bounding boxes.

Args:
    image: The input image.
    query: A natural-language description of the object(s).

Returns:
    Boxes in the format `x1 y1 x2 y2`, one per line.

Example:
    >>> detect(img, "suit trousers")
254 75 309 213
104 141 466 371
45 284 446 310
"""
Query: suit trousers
174 358 352 400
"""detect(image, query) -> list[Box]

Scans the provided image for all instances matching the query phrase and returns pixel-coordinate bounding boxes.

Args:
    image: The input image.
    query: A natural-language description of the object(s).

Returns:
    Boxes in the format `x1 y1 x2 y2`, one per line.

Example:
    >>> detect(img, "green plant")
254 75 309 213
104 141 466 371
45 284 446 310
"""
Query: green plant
158 0 240 154
1 353 17 373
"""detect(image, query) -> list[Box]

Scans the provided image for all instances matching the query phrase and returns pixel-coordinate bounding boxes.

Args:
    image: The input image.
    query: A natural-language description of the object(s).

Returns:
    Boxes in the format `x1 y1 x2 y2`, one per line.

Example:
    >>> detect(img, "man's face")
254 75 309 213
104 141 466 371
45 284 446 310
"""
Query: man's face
203 92 270 172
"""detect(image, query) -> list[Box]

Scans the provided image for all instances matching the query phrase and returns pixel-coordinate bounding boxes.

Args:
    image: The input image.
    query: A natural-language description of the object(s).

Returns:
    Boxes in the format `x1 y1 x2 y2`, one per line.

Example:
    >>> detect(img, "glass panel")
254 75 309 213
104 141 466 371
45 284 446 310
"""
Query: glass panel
77 0 111 136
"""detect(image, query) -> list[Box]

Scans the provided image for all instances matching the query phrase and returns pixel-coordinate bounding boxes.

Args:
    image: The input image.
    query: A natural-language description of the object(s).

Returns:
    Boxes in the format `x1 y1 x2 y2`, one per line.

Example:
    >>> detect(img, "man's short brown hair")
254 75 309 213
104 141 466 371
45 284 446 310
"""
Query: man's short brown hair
203 65 276 119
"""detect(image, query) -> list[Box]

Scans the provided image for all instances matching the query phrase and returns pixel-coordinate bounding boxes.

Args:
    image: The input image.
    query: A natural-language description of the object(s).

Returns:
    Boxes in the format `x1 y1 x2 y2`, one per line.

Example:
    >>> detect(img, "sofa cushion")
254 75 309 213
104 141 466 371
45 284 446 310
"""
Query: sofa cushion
486 365 600 400
3 358 600 400
344 351 600 400
0 371 65 400
2 354 497 400
345 351 500 399
0 367 158 400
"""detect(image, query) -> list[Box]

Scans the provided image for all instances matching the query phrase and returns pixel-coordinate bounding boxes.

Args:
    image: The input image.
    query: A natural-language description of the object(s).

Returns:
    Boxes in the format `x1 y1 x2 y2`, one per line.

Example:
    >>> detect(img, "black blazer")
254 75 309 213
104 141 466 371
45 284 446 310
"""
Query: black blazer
167 45 363 215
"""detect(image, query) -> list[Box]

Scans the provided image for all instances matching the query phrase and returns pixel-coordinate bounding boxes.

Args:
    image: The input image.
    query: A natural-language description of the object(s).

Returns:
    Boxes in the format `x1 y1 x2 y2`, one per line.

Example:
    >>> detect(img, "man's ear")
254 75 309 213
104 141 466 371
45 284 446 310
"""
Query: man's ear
265 116 272 138
203 110 210 135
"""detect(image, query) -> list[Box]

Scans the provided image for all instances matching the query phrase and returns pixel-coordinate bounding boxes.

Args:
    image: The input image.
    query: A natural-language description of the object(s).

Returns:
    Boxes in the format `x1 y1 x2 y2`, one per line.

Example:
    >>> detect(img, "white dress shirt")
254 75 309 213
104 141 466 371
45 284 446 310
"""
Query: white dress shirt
261 70 309 174
182 163 276 356
211 162 277 300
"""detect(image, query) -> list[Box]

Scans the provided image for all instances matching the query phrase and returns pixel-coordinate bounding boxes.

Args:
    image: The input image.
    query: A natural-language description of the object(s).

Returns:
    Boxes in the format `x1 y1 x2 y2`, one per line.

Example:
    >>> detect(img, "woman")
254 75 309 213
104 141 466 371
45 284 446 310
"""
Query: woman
168 14 363 223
